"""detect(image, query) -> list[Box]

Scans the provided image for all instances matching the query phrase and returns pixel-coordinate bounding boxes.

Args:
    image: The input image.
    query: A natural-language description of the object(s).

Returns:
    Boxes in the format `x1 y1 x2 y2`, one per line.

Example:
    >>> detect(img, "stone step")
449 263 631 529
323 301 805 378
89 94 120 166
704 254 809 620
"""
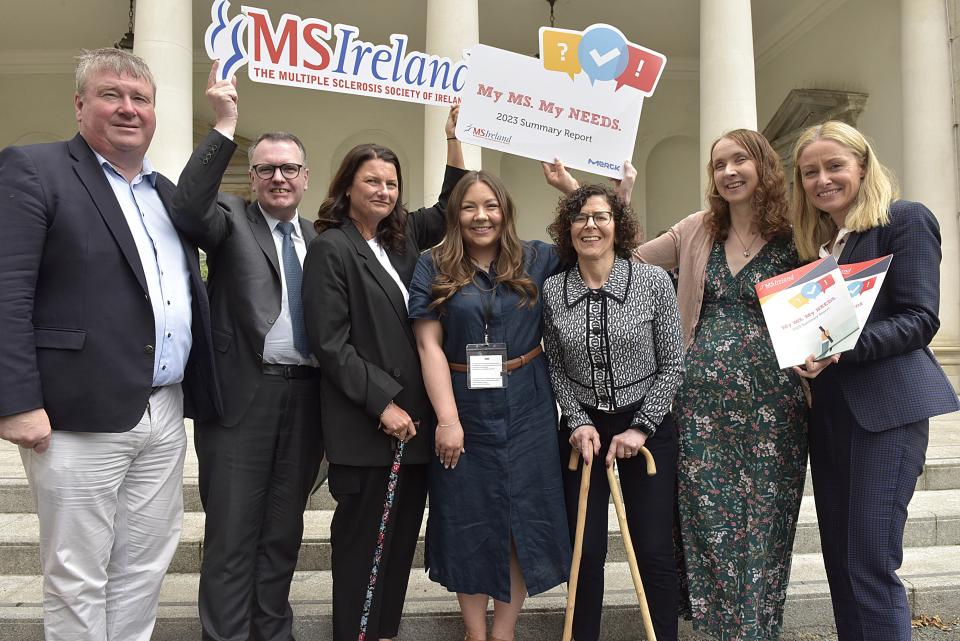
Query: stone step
2 546 958 641
1 415 958 513
2 488 958 575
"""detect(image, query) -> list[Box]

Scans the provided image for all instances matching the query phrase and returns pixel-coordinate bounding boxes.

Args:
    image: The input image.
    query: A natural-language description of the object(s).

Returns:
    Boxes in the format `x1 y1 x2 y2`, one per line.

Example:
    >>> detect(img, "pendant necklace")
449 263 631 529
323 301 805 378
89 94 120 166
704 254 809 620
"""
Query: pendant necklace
730 226 759 257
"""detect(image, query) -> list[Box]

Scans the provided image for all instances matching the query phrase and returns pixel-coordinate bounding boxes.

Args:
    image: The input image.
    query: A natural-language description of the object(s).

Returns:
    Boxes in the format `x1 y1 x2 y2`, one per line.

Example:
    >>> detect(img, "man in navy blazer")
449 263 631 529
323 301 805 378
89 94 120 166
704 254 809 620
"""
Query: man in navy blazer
0 48 219 641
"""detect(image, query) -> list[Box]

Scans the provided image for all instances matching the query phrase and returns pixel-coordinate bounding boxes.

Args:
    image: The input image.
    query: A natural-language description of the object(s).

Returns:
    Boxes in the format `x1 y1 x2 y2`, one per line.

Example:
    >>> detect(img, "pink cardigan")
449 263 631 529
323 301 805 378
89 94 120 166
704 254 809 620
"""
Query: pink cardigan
633 211 714 350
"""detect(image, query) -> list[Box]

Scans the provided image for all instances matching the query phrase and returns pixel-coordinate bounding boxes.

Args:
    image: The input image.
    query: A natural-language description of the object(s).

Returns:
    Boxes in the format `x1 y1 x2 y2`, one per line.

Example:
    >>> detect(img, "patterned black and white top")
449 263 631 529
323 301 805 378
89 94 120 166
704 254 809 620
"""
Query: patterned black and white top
542 257 685 435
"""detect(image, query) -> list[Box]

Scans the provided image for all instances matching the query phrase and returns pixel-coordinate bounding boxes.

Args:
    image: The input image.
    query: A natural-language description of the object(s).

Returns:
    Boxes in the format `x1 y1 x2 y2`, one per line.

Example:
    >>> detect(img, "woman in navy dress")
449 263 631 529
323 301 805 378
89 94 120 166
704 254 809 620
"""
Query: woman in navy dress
408 170 570 641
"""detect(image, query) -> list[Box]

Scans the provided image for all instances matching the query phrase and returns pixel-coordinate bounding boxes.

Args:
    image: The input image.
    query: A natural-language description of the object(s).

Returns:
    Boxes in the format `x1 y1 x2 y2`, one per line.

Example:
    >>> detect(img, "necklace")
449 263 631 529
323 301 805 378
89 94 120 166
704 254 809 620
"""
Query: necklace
730 226 759 257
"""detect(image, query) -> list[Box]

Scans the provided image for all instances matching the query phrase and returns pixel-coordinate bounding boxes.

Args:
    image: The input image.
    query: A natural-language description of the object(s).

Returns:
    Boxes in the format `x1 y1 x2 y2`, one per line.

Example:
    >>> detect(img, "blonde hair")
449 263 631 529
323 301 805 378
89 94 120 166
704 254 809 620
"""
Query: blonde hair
791 121 899 260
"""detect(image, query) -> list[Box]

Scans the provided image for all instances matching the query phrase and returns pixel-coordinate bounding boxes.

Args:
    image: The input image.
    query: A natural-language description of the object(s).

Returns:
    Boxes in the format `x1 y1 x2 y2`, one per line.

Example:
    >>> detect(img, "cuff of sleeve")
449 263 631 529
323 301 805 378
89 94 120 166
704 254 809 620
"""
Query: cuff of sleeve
567 410 592 434
631 410 659 437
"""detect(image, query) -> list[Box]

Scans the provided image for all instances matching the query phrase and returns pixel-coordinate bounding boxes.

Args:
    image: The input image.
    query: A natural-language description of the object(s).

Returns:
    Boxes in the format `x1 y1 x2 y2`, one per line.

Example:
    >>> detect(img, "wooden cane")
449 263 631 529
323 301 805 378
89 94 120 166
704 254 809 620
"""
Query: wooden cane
562 448 591 641
607 459 657 641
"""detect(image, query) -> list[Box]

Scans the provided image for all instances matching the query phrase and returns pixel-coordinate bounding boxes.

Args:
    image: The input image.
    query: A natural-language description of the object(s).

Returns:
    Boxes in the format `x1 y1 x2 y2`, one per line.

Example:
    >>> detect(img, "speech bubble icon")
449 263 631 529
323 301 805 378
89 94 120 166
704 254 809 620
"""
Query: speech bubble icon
614 43 666 95
539 27 582 80
576 24 629 85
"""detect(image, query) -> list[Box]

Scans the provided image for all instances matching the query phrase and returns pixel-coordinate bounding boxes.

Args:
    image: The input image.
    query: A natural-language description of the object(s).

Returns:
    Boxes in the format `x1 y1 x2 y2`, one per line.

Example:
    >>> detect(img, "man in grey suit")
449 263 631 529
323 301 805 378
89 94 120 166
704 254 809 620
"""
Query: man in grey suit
170 63 322 641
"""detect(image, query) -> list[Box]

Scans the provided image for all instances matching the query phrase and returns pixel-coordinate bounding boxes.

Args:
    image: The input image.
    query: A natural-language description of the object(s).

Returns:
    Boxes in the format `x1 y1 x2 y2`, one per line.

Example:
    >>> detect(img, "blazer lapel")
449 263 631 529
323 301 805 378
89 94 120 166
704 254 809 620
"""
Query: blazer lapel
342 223 412 340
68 135 148 293
247 203 281 279
838 230 862 263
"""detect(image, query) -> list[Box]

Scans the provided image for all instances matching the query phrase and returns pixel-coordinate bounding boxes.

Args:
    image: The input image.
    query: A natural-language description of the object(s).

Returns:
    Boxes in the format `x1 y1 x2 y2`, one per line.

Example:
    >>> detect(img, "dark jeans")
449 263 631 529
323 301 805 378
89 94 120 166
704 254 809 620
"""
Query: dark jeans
559 409 679 641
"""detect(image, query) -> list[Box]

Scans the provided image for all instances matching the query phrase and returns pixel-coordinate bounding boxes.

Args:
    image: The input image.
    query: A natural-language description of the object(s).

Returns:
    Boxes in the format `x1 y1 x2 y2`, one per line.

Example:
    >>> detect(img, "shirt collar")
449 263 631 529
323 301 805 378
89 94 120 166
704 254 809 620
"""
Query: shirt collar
563 256 631 307
258 204 301 238
818 226 851 259
92 150 157 186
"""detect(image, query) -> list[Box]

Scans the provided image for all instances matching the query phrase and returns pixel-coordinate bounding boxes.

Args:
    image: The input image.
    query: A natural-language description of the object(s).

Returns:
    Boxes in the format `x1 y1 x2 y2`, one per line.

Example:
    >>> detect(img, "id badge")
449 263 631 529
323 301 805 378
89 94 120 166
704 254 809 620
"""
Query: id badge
465 342 508 389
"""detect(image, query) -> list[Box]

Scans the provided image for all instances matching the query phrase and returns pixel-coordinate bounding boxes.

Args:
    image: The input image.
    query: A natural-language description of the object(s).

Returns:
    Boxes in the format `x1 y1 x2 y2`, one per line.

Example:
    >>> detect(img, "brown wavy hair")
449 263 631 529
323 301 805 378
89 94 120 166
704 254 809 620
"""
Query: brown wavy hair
547 184 640 265
427 171 538 314
703 129 791 241
314 144 407 254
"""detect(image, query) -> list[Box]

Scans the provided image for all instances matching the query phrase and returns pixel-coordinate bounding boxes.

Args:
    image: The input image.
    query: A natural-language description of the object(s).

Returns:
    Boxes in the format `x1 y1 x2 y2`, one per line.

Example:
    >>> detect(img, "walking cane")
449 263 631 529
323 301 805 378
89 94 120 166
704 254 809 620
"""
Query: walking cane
562 448 592 641
562 445 658 641
357 439 405 641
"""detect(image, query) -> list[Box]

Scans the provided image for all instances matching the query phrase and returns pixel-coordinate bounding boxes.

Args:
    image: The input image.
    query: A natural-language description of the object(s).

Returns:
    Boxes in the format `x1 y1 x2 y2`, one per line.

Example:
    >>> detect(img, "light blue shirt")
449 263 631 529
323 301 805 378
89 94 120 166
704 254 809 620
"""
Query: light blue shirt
94 152 193 386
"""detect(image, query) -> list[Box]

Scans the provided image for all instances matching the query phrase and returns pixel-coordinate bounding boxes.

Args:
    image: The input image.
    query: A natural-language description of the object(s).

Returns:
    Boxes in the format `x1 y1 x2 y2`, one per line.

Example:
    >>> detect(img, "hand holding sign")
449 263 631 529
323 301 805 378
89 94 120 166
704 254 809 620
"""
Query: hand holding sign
207 62 239 137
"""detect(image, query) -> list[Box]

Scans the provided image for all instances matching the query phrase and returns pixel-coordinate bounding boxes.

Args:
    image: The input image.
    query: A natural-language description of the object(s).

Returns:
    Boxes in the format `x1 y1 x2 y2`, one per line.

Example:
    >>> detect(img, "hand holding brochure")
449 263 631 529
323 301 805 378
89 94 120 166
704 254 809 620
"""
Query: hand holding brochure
755 255 892 368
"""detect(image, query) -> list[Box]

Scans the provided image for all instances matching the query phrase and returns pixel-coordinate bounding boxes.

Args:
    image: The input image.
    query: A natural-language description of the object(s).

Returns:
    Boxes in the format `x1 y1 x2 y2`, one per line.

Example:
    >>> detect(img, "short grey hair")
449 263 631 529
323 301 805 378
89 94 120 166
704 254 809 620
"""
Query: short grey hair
248 132 307 166
75 48 156 97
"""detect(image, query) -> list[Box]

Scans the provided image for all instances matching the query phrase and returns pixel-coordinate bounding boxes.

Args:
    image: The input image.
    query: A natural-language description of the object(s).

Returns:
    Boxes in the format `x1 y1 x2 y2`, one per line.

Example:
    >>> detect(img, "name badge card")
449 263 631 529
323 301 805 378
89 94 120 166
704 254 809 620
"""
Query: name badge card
465 343 508 390
456 26 665 178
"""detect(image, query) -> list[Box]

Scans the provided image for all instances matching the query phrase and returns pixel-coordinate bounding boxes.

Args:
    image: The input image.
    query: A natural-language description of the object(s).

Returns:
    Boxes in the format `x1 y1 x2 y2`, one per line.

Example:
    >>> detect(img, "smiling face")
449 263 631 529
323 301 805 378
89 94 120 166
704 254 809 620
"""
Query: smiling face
797 138 865 225
75 70 156 169
570 194 616 263
711 137 759 206
346 158 399 227
458 180 503 258
249 139 309 221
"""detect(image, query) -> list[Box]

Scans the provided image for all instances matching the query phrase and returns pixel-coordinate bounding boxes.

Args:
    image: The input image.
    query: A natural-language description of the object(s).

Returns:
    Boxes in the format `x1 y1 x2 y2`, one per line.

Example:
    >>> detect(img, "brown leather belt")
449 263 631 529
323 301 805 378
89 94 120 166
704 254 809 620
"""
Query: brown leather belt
449 344 543 373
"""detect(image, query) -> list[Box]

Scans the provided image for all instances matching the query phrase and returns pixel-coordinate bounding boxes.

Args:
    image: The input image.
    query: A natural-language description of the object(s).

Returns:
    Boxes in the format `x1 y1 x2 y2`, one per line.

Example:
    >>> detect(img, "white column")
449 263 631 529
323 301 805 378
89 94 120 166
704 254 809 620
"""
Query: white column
424 0 481 203
699 0 757 195
134 0 193 183
902 0 960 385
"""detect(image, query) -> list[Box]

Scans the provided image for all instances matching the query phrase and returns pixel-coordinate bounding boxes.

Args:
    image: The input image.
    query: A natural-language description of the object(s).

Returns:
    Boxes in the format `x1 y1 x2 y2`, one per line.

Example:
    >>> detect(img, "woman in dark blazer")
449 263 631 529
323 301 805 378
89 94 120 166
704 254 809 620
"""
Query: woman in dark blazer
302 110 466 641
791 120 959 641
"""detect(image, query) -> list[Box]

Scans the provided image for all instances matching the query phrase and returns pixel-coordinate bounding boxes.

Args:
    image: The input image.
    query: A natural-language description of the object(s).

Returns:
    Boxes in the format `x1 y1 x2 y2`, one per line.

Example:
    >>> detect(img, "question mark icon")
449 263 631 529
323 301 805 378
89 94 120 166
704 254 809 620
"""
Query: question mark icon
558 42 568 61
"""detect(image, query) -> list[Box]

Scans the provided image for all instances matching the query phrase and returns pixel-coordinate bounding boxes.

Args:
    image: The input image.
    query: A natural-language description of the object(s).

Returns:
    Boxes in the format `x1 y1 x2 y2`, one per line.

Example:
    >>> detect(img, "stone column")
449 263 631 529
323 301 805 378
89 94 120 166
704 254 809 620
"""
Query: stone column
134 0 193 182
699 0 757 195
424 0 481 203
902 0 960 386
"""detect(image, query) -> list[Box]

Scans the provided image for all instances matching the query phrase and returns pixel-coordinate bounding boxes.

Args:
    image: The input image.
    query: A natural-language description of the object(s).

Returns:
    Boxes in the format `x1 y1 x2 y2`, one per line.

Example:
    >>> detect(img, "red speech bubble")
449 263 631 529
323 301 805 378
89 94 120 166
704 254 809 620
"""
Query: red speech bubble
614 44 666 95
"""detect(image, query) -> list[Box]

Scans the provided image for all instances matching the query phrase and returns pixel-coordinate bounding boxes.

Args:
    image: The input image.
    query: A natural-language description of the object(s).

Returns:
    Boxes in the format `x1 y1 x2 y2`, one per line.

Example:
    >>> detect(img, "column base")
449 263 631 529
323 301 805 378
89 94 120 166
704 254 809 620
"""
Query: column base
931 341 960 391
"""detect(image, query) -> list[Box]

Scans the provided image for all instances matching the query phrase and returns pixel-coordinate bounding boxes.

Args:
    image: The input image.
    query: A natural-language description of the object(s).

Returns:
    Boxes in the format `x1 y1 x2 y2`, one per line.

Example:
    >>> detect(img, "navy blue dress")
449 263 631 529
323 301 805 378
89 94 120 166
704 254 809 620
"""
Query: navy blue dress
408 240 572 601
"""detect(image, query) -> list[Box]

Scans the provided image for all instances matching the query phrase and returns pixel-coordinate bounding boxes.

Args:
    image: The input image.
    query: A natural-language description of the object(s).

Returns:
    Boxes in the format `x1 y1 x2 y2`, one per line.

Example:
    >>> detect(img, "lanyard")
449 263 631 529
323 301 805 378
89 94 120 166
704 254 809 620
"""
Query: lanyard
474 272 497 344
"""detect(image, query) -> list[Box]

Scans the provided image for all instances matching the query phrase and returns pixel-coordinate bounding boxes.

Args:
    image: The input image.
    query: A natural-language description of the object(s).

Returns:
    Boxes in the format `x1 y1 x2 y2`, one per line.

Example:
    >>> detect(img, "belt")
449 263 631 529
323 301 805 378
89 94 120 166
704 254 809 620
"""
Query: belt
449 344 543 373
261 363 321 379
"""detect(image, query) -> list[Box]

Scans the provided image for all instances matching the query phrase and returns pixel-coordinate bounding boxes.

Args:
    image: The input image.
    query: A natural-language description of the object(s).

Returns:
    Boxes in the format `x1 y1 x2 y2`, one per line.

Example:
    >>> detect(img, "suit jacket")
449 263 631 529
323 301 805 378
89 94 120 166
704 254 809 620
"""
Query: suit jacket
0 134 220 431
170 129 318 427
303 164 467 466
811 199 959 431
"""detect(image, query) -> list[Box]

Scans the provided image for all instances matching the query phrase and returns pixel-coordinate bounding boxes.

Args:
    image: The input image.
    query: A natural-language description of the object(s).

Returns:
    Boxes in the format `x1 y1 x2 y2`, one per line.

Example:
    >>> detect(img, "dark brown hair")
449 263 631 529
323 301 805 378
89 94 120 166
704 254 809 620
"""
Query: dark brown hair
314 144 407 254
547 184 640 265
703 129 791 241
428 171 537 313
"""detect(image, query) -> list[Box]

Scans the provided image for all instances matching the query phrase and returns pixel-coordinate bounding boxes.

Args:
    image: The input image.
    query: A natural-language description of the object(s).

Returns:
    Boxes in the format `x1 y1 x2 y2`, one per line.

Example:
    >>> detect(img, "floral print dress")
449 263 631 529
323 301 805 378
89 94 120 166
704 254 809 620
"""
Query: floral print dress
676 237 807 641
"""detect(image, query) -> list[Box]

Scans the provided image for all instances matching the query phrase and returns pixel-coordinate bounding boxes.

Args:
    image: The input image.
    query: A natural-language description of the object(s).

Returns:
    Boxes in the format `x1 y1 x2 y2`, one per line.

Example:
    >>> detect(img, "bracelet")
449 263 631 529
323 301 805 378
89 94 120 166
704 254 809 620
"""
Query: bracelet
446 136 456 140
437 419 460 428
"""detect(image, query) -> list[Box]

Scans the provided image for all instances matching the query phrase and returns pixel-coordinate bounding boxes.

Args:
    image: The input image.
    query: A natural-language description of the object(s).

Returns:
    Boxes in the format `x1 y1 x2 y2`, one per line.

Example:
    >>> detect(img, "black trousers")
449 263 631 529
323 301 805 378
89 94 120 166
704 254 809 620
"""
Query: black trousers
328 461 428 641
196 372 322 641
810 397 928 641
559 409 679 641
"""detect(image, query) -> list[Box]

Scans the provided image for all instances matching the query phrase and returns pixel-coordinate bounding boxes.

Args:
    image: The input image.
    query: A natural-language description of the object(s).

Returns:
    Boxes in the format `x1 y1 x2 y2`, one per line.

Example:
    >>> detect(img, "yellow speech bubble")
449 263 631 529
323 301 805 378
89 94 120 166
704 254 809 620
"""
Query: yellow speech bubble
540 28 582 80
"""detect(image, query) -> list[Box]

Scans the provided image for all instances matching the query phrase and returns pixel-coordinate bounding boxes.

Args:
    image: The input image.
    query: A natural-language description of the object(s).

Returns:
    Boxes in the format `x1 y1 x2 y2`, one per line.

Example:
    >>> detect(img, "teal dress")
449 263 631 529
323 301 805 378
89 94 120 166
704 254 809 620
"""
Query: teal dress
676 237 807 641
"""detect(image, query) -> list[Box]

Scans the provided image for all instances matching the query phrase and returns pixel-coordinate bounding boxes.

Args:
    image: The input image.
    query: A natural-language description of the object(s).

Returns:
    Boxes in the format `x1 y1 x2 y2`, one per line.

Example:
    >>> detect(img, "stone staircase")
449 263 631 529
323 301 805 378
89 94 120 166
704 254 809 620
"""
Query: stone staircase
1 414 958 640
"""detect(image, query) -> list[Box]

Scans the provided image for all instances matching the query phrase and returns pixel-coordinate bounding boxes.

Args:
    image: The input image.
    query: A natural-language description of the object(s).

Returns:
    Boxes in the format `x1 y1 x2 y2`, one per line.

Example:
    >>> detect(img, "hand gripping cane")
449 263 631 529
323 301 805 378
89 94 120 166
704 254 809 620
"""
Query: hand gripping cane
562 445 658 641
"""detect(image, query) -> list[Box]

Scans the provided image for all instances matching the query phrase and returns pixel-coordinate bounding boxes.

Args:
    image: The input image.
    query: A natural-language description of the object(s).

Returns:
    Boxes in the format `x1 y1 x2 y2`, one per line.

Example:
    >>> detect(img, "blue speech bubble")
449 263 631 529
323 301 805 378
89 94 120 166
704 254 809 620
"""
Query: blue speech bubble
576 25 629 84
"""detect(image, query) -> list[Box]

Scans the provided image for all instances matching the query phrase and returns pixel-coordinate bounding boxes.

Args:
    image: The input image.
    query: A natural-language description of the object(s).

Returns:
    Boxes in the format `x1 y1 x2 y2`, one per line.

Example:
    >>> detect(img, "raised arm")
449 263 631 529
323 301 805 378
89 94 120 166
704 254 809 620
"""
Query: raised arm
169 62 240 251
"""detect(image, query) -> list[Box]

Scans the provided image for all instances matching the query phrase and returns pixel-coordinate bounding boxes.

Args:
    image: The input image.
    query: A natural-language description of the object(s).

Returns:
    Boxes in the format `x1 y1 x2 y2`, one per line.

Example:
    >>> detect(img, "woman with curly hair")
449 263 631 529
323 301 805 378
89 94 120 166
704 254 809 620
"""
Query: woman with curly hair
408 170 571 641
632 129 808 641
542 183 684 641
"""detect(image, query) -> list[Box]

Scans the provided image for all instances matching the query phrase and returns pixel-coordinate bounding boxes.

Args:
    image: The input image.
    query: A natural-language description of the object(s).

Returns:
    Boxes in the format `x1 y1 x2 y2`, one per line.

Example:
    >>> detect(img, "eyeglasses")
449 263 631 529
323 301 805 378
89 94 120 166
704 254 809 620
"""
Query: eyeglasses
251 163 304 180
569 211 613 227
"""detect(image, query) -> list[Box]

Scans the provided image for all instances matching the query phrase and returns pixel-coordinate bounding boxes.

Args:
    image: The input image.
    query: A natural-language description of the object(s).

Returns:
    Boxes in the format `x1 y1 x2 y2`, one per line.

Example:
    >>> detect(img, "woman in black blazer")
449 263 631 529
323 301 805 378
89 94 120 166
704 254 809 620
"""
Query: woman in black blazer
302 110 466 641
791 121 958 641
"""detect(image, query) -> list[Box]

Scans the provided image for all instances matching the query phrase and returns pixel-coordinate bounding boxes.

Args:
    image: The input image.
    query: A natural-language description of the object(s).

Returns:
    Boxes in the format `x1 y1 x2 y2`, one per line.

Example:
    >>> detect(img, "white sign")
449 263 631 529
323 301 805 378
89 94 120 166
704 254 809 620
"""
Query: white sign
456 44 649 178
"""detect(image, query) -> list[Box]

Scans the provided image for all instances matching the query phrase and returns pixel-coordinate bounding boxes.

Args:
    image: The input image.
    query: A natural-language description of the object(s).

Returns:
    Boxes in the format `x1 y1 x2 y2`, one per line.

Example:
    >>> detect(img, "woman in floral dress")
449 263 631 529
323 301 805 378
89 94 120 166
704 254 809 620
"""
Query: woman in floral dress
635 129 807 641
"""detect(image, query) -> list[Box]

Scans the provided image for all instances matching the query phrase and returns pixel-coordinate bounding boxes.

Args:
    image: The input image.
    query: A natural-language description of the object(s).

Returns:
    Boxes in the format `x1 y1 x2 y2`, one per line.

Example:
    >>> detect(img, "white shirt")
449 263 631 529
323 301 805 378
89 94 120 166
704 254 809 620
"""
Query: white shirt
818 226 852 260
367 237 409 310
259 206 318 366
